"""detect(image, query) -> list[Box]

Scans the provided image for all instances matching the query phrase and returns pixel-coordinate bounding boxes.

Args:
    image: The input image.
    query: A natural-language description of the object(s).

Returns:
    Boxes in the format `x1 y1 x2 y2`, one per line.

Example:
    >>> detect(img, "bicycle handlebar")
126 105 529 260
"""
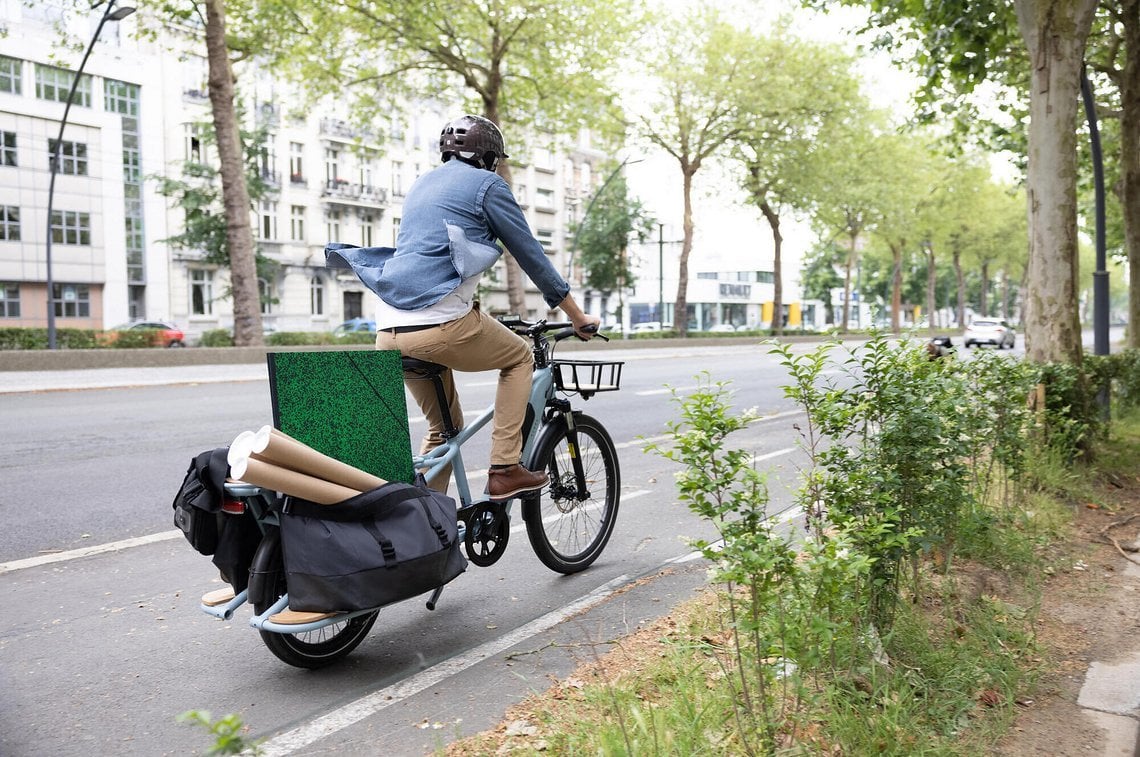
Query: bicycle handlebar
497 317 609 343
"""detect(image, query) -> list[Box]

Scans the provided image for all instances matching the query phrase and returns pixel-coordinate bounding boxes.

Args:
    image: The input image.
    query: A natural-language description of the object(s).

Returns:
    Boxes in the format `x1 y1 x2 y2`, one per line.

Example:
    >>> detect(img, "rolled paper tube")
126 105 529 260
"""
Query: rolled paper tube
230 455 360 505
227 430 258 469
247 424 386 492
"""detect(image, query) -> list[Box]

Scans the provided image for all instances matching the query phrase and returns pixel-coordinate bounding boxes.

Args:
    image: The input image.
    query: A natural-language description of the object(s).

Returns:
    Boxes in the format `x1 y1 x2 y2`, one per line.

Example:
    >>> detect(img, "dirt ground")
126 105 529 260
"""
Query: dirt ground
447 464 1140 756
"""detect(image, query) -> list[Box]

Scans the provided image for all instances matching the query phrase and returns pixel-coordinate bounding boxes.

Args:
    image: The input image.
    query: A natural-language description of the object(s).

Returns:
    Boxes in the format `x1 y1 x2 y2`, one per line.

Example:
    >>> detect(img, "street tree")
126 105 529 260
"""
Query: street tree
270 0 642 316
569 169 655 324
633 7 767 337
811 0 1098 363
733 29 864 336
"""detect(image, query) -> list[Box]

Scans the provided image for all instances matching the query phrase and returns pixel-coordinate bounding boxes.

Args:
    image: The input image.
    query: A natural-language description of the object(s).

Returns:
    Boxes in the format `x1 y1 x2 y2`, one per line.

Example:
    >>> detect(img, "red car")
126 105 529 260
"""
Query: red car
110 320 186 348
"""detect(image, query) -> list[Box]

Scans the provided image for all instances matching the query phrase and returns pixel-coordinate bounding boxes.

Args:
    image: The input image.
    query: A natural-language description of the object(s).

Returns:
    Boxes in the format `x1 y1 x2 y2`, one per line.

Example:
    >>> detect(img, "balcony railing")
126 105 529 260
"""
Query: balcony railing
319 118 376 143
320 179 388 206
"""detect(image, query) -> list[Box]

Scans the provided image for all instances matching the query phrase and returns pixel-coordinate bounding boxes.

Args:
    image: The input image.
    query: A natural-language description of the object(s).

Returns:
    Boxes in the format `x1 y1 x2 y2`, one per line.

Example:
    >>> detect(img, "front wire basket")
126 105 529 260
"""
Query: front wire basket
552 360 623 398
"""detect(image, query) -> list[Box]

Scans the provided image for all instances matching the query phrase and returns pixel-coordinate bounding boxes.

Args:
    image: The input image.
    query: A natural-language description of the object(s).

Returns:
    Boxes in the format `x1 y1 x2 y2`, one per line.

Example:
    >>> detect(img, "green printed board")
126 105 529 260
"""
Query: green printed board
268 350 414 484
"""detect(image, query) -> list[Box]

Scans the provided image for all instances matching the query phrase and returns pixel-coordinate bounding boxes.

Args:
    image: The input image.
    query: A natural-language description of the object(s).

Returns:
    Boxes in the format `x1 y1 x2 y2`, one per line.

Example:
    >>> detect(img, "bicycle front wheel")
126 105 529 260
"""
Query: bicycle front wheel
523 413 620 574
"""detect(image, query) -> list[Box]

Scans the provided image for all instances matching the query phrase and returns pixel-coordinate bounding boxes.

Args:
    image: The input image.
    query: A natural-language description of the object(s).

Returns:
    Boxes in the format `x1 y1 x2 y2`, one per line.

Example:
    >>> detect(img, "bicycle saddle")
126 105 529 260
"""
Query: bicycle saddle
401 356 447 377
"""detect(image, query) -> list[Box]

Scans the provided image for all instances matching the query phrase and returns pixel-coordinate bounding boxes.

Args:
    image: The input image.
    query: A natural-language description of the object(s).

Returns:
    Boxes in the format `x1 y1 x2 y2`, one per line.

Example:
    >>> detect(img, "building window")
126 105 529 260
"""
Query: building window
259 200 277 239
361 213 374 246
1 131 16 166
359 154 374 189
289 142 304 182
536 187 555 210
52 283 90 317
36 65 91 107
0 206 21 241
103 79 139 116
0 283 19 317
191 269 214 315
290 205 305 241
185 123 204 164
391 216 401 245
310 275 324 315
391 161 404 196
515 184 528 206
326 210 341 242
536 228 555 252
259 278 273 314
50 211 90 245
48 139 88 175
0 56 21 94
324 148 339 183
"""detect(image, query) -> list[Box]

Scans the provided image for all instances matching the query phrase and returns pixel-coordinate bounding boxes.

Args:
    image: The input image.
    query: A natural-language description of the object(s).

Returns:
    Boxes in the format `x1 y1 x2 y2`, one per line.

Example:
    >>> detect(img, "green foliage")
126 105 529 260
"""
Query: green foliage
152 116 280 291
177 710 262 756
199 329 234 348
570 168 655 293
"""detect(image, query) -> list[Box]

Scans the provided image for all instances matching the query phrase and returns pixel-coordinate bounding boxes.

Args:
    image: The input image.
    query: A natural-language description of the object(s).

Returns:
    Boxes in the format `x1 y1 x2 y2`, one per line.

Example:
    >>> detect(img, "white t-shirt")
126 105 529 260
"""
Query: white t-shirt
374 274 481 329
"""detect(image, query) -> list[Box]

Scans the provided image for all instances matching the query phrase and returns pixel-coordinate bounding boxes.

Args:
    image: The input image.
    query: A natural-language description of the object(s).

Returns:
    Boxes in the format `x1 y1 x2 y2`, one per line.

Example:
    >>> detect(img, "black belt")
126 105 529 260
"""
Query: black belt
381 323 440 334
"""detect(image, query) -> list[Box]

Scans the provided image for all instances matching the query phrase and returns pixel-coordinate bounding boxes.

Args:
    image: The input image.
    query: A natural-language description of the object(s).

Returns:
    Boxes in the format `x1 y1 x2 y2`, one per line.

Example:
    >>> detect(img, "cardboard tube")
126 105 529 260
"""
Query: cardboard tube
230 455 360 505
248 425 386 492
227 430 258 469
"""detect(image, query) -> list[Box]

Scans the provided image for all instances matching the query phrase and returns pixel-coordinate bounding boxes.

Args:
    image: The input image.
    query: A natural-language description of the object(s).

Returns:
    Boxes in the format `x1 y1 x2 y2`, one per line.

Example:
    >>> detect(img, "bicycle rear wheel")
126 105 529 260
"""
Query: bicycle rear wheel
250 530 379 669
523 413 620 574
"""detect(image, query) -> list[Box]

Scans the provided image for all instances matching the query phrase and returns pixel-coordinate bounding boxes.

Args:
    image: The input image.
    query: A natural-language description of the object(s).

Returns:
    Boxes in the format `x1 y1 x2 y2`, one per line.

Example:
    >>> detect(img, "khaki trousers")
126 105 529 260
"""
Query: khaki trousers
376 308 533 490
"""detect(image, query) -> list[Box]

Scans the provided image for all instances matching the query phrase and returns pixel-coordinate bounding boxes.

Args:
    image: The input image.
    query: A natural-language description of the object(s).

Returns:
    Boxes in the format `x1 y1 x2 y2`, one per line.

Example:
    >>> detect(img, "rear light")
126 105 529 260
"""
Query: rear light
221 498 246 515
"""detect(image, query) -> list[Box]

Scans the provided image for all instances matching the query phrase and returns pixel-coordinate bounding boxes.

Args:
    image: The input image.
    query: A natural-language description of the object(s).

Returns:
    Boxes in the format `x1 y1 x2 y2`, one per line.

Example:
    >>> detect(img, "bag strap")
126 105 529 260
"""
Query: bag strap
283 482 450 529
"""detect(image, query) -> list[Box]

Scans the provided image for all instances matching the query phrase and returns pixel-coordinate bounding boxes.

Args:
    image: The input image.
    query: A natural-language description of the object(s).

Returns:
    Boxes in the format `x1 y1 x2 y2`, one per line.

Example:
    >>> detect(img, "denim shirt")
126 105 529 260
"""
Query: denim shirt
325 160 570 311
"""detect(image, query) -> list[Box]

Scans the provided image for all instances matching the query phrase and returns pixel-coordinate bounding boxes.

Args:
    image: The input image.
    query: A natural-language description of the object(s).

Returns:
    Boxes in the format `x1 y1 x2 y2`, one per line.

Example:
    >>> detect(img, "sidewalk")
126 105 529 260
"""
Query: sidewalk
0 363 269 393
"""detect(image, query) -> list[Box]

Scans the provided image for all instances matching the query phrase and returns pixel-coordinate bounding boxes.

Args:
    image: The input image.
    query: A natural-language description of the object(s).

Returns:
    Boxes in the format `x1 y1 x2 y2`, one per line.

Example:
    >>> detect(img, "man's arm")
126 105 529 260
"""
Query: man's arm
557 292 601 339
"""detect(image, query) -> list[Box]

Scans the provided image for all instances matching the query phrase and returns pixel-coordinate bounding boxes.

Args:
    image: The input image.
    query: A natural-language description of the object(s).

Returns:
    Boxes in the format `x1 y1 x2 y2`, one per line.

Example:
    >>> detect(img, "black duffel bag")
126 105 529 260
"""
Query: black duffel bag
278 476 468 613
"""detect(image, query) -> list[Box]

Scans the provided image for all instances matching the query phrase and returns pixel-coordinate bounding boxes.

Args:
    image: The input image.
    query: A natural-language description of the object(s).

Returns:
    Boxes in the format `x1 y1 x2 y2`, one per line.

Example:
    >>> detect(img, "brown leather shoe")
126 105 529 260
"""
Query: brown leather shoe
486 464 549 500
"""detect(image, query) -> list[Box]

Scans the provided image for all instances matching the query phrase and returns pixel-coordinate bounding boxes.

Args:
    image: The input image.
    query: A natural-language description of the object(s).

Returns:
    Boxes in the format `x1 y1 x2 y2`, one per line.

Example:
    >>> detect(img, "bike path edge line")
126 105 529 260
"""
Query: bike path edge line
0 530 182 575
257 573 633 757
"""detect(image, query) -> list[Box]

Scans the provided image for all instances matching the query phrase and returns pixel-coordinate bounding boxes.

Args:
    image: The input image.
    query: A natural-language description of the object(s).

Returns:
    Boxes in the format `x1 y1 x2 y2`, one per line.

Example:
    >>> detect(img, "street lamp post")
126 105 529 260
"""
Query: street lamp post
44 0 135 349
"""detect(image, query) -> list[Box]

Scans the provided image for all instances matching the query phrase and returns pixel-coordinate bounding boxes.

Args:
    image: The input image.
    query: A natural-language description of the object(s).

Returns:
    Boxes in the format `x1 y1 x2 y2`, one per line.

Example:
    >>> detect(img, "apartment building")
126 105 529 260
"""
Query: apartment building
0 5 607 343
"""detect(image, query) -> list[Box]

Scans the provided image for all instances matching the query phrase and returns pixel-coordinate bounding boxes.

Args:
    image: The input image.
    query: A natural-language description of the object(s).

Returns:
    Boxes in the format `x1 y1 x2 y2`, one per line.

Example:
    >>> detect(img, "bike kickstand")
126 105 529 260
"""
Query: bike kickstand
426 585 444 611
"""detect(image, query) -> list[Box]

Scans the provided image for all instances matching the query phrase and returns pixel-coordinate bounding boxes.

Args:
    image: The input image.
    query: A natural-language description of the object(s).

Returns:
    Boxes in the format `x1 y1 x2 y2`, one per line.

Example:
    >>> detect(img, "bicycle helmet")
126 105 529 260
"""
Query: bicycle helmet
439 114 509 170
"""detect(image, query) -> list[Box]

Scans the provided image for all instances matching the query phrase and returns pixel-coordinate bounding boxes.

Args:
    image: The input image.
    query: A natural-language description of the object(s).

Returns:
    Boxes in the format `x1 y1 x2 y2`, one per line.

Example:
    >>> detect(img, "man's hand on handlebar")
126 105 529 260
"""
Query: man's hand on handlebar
572 314 602 341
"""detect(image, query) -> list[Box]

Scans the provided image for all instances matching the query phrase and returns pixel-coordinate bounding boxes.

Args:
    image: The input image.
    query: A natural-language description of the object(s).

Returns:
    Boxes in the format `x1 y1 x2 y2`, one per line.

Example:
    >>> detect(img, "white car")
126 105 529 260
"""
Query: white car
964 319 1016 349
631 321 662 333
705 323 738 333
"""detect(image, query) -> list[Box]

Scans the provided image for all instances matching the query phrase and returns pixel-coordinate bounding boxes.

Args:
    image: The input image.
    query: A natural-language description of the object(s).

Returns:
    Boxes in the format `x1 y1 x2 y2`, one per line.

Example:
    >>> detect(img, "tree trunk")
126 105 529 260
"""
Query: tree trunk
953 245 966 327
204 0 261 346
926 245 936 334
1014 0 1097 364
759 200 783 336
980 260 990 317
1120 0 1140 349
204 0 263 347
889 241 903 333
674 167 695 337
841 232 855 334
496 160 527 315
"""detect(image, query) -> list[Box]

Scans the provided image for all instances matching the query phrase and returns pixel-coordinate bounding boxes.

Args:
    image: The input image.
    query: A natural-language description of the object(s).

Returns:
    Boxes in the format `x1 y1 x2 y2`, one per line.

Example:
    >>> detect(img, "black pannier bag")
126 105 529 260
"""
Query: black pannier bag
172 447 230 555
278 476 468 613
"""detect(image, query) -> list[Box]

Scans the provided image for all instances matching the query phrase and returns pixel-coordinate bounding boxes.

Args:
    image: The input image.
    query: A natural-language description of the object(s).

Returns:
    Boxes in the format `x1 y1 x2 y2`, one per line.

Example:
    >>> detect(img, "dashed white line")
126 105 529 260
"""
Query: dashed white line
0 530 181 575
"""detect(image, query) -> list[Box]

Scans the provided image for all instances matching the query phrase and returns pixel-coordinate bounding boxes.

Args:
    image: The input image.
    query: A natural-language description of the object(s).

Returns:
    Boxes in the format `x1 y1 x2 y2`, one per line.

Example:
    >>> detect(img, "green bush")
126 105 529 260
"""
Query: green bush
199 329 234 348
0 327 102 350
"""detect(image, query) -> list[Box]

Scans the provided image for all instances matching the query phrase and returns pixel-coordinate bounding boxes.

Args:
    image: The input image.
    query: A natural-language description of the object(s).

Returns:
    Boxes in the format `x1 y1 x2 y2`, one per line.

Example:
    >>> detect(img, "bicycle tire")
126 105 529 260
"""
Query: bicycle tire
250 531 379 669
523 413 620 574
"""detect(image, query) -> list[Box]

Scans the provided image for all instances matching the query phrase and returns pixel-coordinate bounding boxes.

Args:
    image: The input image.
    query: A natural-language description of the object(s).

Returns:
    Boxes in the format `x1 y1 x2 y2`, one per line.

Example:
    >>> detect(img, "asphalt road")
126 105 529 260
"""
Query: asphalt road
5 330 1108 755
0 339 835 755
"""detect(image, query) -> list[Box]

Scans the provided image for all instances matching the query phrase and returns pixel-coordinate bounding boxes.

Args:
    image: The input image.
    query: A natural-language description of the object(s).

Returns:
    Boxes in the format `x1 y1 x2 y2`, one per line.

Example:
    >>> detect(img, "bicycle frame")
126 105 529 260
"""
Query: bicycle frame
413 361 554 507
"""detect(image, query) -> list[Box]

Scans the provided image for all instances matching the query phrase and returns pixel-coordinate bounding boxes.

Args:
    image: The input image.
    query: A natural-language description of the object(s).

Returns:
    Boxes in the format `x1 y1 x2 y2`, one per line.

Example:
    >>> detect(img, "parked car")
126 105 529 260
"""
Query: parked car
332 318 376 336
631 321 662 334
705 323 738 333
109 320 186 348
963 319 1016 349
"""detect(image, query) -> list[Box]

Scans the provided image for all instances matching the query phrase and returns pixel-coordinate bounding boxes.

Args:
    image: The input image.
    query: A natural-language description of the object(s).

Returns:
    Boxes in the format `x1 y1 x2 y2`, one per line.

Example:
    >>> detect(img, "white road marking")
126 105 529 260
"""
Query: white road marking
0 530 181 575
257 574 632 757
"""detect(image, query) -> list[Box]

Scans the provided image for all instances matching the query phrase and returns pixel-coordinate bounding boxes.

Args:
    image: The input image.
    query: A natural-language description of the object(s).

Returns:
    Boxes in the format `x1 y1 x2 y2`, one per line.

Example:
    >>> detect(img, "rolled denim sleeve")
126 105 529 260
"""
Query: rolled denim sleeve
483 180 570 309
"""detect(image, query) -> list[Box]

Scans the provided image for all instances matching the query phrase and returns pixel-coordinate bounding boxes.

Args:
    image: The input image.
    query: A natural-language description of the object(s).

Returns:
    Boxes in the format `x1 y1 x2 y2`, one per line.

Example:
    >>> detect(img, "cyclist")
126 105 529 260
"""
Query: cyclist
329 114 599 497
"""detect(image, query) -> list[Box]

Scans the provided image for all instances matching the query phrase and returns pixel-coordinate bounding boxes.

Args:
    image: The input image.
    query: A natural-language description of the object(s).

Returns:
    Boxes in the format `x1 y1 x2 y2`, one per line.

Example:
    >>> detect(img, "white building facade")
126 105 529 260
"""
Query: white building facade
0 6 609 343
